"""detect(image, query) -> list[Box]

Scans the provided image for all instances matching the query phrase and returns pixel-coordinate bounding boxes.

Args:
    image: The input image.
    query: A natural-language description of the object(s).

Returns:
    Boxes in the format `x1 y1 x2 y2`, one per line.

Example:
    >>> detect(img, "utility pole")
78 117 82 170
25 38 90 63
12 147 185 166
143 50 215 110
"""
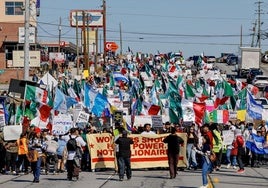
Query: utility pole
240 25 242 47
87 13 90 71
76 11 80 75
119 22 122 56
58 17 62 52
103 0 107 64
83 11 88 71
24 0 30 80
255 1 263 49
95 28 98 71
99 33 102 54
251 20 257 47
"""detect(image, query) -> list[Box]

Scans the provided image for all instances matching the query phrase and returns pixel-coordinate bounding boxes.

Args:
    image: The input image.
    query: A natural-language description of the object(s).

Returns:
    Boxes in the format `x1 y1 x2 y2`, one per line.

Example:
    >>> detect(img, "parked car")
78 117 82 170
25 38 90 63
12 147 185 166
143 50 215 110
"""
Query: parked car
261 54 268 63
255 97 268 109
206 56 216 63
226 55 238 65
218 53 235 63
252 75 268 88
249 68 263 77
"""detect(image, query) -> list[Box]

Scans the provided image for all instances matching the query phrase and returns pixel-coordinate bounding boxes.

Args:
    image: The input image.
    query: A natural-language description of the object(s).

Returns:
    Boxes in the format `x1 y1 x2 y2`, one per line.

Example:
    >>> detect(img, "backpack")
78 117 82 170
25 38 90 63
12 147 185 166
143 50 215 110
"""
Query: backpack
66 135 78 151
237 135 244 147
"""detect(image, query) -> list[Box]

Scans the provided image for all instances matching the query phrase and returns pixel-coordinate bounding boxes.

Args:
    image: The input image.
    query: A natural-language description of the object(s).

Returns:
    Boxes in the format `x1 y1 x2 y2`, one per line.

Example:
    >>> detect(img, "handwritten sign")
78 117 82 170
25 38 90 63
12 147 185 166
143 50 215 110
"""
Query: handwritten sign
52 114 73 135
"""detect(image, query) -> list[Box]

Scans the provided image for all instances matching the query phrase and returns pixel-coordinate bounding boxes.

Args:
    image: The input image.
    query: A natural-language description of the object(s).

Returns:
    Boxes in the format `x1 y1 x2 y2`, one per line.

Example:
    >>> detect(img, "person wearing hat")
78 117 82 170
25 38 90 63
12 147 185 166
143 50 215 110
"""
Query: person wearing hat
115 130 134 181
161 122 171 133
28 127 47 183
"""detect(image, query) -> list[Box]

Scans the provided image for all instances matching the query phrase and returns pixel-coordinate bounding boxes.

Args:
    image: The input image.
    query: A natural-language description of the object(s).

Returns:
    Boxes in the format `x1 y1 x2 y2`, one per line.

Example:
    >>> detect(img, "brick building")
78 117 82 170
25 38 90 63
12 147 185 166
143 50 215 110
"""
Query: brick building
0 0 39 83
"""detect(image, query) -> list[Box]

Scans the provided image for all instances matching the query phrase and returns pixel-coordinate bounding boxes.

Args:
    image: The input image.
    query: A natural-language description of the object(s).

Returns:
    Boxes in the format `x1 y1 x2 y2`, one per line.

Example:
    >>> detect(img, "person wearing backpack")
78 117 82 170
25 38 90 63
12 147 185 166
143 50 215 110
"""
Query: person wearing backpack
65 128 86 181
234 129 245 174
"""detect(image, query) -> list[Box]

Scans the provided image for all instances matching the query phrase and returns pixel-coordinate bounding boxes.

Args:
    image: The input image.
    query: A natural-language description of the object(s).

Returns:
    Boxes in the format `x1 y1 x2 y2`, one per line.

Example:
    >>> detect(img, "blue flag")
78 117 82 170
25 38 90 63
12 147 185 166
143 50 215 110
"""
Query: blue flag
246 91 263 120
84 84 109 117
246 133 268 154
53 88 67 113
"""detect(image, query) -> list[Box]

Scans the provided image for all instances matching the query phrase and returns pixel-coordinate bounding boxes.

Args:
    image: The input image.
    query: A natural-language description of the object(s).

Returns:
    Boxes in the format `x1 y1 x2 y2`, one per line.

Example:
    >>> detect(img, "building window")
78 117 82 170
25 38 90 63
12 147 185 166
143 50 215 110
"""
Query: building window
5 2 24 15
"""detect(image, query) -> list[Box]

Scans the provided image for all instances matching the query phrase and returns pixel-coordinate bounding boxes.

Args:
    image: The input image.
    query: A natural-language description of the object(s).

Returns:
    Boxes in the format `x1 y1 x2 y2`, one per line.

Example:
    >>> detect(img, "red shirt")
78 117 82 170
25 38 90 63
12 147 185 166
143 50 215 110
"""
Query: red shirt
204 131 214 149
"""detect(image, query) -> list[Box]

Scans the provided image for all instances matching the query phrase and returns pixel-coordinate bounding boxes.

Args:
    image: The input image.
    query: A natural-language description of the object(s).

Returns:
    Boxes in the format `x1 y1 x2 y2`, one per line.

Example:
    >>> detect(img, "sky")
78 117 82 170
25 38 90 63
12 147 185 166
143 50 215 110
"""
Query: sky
36 0 268 58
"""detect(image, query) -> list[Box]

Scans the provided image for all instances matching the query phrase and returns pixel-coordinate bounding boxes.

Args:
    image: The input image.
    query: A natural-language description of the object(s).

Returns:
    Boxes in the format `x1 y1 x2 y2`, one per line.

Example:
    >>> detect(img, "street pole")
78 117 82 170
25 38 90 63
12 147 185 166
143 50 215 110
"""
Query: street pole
103 0 106 64
87 13 90 72
83 11 88 71
76 11 80 75
24 0 30 80
119 22 122 56
58 17 62 52
95 28 98 71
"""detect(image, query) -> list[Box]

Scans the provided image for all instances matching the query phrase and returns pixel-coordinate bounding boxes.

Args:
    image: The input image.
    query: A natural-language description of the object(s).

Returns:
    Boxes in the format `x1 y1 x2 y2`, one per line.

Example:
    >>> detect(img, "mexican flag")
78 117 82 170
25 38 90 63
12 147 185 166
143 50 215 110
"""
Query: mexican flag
181 99 206 126
214 80 233 108
210 110 229 124
25 85 48 104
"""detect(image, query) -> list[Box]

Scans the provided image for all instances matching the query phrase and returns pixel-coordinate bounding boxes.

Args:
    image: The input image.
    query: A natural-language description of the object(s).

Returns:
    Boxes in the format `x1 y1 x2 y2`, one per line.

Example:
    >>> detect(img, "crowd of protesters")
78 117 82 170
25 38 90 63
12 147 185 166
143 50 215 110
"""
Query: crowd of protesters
1 119 267 183
0 54 268 187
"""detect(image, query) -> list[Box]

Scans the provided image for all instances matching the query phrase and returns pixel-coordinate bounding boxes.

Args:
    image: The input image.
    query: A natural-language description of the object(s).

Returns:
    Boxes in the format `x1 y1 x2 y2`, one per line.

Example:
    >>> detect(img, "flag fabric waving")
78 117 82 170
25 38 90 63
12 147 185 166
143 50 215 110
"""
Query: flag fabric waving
246 91 263 120
113 72 129 83
210 110 229 124
246 134 268 154
84 84 109 117
53 88 67 113
25 85 48 104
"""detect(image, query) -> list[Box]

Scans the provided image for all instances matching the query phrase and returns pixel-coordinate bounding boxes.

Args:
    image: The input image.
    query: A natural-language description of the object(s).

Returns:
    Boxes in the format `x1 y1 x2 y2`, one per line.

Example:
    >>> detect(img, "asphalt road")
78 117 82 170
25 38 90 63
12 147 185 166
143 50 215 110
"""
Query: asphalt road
0 165 267 188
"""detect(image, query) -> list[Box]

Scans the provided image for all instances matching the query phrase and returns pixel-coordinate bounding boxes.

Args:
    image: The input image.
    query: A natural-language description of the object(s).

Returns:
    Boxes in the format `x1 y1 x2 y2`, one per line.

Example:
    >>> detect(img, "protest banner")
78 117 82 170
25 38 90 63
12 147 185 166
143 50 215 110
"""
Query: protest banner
87 133 187 170
87 133 116 170
52 114 73 135
3 125 22 141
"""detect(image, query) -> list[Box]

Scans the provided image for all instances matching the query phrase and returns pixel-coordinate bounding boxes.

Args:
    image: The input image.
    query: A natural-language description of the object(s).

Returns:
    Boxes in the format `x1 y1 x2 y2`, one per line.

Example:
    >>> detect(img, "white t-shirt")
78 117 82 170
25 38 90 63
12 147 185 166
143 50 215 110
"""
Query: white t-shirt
141 131 156 135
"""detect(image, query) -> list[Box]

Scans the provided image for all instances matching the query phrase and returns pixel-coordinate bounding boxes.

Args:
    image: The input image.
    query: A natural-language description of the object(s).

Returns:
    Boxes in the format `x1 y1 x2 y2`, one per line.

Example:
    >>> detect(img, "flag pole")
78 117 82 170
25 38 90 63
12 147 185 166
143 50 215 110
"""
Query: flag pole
22 84 27 118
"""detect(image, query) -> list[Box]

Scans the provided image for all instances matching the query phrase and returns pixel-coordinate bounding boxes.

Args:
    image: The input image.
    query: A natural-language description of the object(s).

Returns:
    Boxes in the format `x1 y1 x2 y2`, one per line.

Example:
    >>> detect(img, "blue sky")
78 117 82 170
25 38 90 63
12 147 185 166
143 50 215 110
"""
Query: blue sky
37 0 268 58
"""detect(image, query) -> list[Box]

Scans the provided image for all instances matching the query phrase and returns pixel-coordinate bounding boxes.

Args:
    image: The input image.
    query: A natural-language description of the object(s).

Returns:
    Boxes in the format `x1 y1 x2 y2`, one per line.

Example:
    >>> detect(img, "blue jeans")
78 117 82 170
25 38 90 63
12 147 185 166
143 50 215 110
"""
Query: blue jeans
202 156 212 186
187 144 197 168
118 157 131 179
226 148 237 166
31 157 41 181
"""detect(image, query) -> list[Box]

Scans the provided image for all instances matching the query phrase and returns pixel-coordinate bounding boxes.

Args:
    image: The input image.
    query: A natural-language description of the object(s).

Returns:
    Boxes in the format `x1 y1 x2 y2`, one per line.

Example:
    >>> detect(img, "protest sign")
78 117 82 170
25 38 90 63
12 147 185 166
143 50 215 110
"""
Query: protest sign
52 114 73 135
3 125 22 141
76 111 90 123
222 130 234 145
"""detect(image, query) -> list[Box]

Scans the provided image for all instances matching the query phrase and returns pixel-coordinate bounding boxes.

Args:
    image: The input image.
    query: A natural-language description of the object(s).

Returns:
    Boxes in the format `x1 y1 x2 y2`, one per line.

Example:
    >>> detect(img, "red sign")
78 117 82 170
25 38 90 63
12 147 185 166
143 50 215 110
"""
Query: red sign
105 42 118 52
60 41 65 47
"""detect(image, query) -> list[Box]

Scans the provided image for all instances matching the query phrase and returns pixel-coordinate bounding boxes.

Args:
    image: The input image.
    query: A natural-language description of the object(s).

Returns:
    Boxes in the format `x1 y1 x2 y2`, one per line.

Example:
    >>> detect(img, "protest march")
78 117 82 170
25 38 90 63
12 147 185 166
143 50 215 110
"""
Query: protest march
0 51 267 178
